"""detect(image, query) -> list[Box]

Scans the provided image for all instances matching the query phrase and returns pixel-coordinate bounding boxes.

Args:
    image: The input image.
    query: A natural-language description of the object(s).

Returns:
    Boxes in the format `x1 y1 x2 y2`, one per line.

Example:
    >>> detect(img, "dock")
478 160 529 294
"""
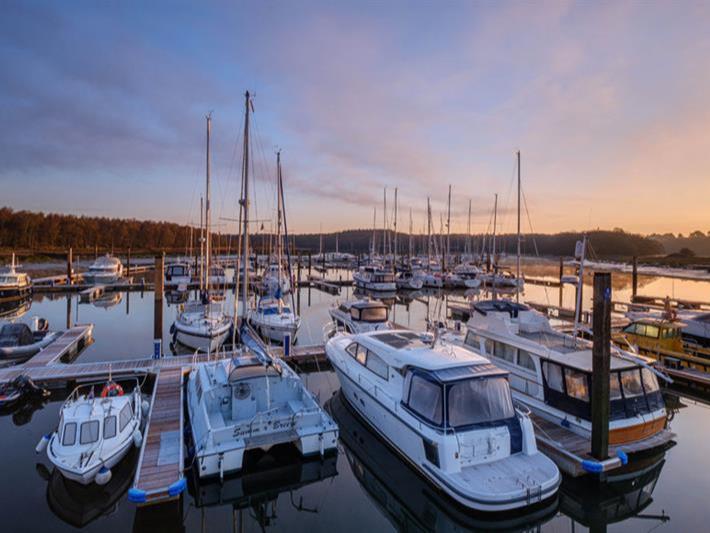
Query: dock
308 276 342 295
129 367 185 505
23 324 94 368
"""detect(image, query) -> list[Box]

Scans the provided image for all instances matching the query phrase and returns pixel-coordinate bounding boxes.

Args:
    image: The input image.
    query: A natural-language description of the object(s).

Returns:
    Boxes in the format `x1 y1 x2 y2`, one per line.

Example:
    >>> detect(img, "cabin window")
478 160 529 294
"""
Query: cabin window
542 361 565 393
623 323 638 334
62 422 77 446
119 403 132 432
80 420 100 444
446 377 514 427
407 374 443 425
564 368 589 402
360 307 387 322
346 342 358 358
661 328 677 339
103 416 117 439
517 349 537 372
621 369 644 398
483 338 494 356
610 372 622 400
464 331 481 350
644 325 660 338
365 351 389 381
641 368 660 393
494 341 516 363
355 345 368 366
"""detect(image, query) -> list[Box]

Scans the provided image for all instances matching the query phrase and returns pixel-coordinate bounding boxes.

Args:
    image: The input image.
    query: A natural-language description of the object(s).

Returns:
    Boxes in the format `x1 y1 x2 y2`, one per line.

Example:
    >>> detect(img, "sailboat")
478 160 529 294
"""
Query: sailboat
249 151 301 344
186 91 338 479
172 114 232 353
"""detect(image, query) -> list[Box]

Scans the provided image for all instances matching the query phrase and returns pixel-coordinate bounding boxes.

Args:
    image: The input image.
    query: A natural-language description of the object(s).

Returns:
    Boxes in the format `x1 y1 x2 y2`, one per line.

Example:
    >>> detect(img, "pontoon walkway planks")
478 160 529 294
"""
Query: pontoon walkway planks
129 367 185 505
23 324 93 368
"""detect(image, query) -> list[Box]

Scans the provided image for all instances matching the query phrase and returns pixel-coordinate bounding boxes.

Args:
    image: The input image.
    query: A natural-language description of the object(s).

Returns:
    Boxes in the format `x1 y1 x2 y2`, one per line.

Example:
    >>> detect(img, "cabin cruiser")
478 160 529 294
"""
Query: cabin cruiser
395 270 424 290
165 261 192 286
207 264 229 287
262 264 291 295
172 300 232 353
186 327 338 479
443 272 481 289
328 300 391 334
248 296 300 344
41 379 145 485
0 319 60 361
448 300 673 455
83 255 124 285
326 329 560 511
479 271 523 289
352 265 396 292
0 254 31 302
414 268 444 288
626 307 710 348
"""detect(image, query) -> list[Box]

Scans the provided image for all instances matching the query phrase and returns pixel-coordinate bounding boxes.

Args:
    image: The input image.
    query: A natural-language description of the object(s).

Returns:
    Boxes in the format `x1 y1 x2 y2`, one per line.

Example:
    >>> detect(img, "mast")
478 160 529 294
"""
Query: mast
573 235 587 344
199 196 204 291
491 193 498 270
466 198 472 257
516 150 521 303
445 184 451 271
382 187 387 258
276 150 283 297
240 91 252 320
408 208 413 262
427 197 432 268
371 207 376 259
205 113 212 300
393 187 398 271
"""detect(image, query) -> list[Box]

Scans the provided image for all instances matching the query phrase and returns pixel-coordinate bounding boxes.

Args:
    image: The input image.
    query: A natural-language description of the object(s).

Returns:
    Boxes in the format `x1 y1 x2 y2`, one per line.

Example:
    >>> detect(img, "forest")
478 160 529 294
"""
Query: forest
0 207 671 259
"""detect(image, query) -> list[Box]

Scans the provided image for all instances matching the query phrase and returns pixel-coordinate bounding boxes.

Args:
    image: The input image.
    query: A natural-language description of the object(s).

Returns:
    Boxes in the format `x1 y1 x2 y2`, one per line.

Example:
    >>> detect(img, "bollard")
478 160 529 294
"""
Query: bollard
284 334 291 358
591 272 611 461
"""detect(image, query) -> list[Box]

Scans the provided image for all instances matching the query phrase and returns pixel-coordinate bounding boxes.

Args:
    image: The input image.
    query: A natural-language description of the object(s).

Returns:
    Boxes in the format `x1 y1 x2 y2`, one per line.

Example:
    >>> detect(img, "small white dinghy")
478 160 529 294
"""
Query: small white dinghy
40 379 146 486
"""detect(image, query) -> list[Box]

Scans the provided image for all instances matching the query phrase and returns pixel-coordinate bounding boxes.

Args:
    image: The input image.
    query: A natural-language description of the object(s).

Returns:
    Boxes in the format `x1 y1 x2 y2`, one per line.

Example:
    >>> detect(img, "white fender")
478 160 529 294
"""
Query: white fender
95 466 112 486
35 433 51 454
133 429 143 448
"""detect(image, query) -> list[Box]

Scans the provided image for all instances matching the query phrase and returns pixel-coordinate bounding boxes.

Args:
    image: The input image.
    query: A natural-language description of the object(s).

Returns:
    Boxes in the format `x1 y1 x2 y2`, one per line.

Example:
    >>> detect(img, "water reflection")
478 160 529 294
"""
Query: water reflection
327 391 558 532
0 298 31 320
188 447 338 531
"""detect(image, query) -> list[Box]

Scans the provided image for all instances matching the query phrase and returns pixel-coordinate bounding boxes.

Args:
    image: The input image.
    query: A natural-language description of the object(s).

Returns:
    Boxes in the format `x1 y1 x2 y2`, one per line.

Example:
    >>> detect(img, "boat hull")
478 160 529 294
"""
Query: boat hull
174 326 230 353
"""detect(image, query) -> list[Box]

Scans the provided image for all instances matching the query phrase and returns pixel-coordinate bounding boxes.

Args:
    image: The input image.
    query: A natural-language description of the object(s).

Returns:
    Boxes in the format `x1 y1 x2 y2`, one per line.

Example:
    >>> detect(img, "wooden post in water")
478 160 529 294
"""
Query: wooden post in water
632 255 638 299
66 248 73 286
127 247 132 280
558 256 564 307
296 254 301 315
154 254 164 357
591 271 611 461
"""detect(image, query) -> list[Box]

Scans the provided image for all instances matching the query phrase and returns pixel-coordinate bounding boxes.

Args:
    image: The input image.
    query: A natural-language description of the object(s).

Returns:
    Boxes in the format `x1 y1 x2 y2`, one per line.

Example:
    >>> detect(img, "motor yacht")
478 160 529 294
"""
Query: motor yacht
0 254 31 302
165 261 192 286
328 299 392 334
41 379 145 485
248 295 300 344
326 329 560 511
449 300 674 455
395 270 424 290
186 327 338 479
83 254 124 285
353 265 396 292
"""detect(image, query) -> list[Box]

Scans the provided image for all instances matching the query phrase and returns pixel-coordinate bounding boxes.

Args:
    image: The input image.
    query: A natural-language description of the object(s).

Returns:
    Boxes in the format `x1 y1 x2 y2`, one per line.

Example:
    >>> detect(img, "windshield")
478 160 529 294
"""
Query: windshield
356 306 388 322
446 377 515 427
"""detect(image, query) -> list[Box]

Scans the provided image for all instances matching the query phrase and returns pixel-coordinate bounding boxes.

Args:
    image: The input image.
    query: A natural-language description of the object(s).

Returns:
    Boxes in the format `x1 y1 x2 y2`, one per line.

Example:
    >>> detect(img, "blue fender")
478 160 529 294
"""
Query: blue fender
168 478 187 497
127 488 147 503
581 459 603 474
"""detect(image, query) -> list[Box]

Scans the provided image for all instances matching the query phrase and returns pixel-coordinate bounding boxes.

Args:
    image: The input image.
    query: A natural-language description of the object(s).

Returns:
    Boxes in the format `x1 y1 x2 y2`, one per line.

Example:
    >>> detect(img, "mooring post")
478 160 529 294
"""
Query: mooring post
66 295 72 329
154 253 164 357
632 255 638 299
591 271 611 461
127 247 132 280
296 254 302 315
308 253 312 279
67 247 73 286
558 256 564 307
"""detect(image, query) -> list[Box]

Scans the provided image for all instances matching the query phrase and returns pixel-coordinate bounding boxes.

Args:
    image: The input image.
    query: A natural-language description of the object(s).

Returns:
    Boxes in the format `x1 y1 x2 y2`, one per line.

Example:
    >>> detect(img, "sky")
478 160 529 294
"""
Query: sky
1 0 710 236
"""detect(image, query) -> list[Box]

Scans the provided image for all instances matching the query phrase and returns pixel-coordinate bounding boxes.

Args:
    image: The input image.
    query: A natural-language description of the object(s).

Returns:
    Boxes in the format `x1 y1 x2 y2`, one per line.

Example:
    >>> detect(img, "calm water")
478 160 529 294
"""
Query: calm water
2 267 710 532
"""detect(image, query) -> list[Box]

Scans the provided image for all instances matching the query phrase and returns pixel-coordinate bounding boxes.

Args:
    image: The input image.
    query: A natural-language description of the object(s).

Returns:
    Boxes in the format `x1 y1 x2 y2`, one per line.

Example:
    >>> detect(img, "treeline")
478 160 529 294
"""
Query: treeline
0 207 665 258
650 231 710 257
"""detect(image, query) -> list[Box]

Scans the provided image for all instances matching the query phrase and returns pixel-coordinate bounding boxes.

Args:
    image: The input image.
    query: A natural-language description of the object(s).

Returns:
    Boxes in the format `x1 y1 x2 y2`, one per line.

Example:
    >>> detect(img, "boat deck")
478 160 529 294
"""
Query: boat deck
130 367 185 505
23 324 94 368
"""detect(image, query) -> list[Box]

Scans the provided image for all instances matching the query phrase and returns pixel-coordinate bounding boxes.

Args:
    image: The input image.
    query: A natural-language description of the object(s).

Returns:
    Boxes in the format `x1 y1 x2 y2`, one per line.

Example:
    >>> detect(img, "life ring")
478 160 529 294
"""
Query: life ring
101 382 124 398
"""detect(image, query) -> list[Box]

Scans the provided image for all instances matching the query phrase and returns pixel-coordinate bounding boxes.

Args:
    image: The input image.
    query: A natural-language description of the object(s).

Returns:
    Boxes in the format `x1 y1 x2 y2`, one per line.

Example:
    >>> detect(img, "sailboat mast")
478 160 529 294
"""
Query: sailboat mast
492 193 498 269
446 184 451 271
393 187 398 271
408 208 413 262
516 150 521 303
382 187 387 258
466 199 471 257
205 113 212 297
371 207 376 258
240 91 251 318
427 197 432 267
199 196 204 291
277 151 283 284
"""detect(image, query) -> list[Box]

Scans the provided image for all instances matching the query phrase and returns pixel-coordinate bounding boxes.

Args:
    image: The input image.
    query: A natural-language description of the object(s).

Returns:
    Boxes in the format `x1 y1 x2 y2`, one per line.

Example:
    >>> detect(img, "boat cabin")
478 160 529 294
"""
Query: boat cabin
165 263 191 282
361 266 395 283
619 319 684 353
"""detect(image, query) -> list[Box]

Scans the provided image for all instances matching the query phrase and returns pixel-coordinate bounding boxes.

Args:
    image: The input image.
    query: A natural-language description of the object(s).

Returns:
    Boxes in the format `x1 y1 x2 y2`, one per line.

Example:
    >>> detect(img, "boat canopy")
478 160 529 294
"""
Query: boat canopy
350 301 388 323
0 323 34 347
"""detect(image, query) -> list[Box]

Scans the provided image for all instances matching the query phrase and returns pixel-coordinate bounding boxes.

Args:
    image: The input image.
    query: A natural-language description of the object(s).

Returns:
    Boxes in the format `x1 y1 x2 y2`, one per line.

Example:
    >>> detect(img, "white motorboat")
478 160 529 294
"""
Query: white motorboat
173 301 232 353
395 270 424 290
479 271 523 289
353 265 396 292
0 319 61 361
248 296 300 344
42 379 145 485
0 254 31 302
443 272 481 289
83 254 124 285
208 264 229 287
262 264 291 295
447 300 674 459
165 262 192 286
414 269 443 288
186 326 338 479
328 299 392 334
326 329 560 511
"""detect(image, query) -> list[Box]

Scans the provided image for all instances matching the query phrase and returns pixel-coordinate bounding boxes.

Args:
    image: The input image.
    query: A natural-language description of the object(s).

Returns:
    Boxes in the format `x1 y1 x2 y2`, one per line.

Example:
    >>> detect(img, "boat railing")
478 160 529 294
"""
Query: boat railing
322 321 345 343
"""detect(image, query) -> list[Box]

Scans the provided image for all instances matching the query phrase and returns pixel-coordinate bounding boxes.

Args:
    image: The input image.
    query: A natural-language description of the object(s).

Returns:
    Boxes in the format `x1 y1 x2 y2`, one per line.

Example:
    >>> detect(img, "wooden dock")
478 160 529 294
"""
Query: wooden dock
129 367 185 505
23 324 94 368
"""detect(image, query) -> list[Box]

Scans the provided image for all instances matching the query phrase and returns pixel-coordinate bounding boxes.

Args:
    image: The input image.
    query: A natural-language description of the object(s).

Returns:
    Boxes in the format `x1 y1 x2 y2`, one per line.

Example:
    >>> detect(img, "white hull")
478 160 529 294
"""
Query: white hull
83 273 121 285
52 433 134 485
250 320 299 344
174 327 230 353
354 279 397 291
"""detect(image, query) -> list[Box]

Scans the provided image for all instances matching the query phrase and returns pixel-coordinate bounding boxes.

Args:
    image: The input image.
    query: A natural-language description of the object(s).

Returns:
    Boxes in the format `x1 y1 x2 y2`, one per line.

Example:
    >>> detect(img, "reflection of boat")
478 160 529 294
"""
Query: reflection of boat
326 329 560 512
353 287 397 304
83 254 124 285
188 445 337 526
43 447 138 528
0 298 31 320
0 375 49 409
165 290 189 305
327 392 558 531
92 291 123 309
559 450 670 529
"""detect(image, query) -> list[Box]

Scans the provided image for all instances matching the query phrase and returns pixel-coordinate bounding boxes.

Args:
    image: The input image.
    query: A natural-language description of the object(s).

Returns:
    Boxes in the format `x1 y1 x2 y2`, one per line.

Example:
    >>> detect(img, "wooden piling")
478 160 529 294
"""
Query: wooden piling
632 255 638 298
154 254 164 355
558 256 564 307
127 247 132 280
66 248 73 286
591 272 611 461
